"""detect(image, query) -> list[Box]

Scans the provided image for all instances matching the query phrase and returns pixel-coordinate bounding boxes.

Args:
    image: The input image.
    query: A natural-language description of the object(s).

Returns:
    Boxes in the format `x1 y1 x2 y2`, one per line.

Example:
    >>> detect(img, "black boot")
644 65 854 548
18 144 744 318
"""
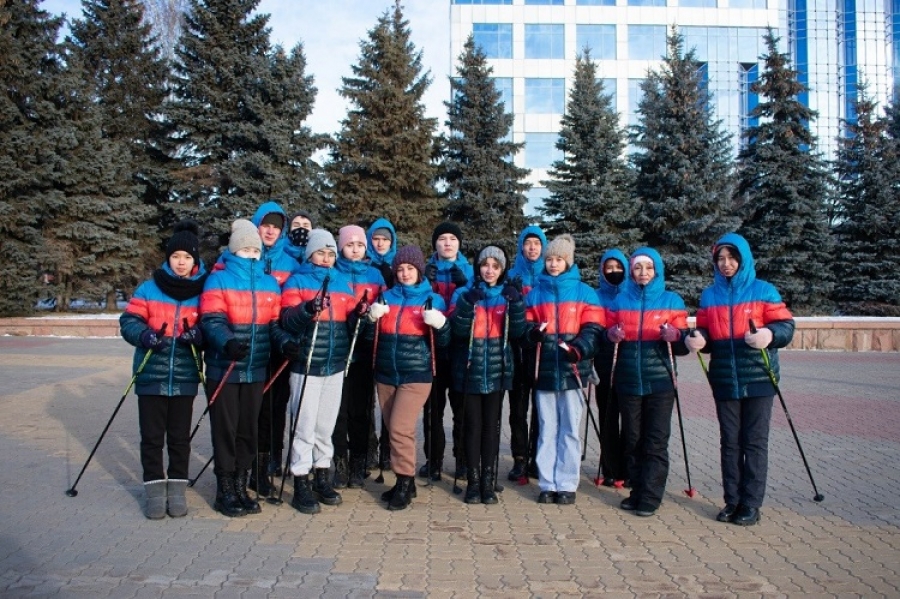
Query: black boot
381 475 418 502
291 474 320 514
312 467 342 506
214 473 245 518
481 465 498 505
332 454 349 490
507 456 526 481
248 453 272 496
233 470 261 514
388 475 415 511
348 453 367 489
464 468 481 504
455 455 467 480
417 460 442 481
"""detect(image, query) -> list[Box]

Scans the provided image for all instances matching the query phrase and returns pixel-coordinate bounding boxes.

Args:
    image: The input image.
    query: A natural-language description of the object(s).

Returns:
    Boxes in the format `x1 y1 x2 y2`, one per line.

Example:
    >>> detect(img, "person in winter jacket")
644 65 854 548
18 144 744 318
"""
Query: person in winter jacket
593 249 629 487
608 248 689 518
522 234 605 505
420 221 474 481
200 219 284 518
279 229 362 515
330 225 386 489
449 245 526 504
120 220 208 519
504 225 547 482
367 218 398 289
367 245 451 511
284 209 314 262
687 233 795 526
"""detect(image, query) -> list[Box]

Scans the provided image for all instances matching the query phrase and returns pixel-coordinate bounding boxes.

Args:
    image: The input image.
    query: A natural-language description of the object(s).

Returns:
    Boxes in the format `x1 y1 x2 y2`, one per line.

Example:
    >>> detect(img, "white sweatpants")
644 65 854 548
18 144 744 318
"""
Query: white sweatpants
288 371 344 476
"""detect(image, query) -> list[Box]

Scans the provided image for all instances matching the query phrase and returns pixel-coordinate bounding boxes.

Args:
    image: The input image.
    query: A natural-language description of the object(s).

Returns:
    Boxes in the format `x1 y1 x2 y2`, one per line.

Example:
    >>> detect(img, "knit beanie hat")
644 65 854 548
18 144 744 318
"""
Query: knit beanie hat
289 210 315 230
305 228 338 260
338 225 366 250
229 219 261 254
371 227 392 240
432 221 463 250
392 245 426 278
260 212 285 229
545 234 575 268
477 245 507 272
166 219 201 265
631 254 654 269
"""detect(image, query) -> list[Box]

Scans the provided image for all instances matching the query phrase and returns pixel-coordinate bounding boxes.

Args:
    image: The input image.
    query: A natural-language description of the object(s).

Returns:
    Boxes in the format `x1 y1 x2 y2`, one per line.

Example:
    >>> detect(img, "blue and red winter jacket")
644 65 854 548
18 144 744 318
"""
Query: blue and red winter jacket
335 255 386 358
427 251 474 308
449 281 526 394
594 248 628 377
200 253 284 384
523 264 606 392
367 279 451 386
366 218 398 288
694 233 795 401
280 263 356 377
607 247 689 397
506 225 547 296
120 262 208 397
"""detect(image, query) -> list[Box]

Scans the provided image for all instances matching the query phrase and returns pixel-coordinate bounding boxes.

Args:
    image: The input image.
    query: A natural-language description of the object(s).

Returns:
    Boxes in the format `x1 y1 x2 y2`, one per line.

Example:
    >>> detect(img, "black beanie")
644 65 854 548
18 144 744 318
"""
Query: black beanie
432 221 463 250
166 220 201 265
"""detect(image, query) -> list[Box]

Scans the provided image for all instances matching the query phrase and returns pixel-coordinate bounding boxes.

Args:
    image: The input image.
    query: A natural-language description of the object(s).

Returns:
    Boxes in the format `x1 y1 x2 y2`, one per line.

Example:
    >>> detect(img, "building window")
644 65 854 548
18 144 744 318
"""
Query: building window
628 0 666 6
525 78 566 114
576 0 616 4
576 24 617 60
524 187 551 217
525 24 565 59
525 0 564 4
493 77 514 113
473 23 513 59
679 0 717 6
628 25 666 60
453 0 512 4
729 0 766 7
601 78 617 112
627 78 644 126
525 133 563 169
739 62 759 142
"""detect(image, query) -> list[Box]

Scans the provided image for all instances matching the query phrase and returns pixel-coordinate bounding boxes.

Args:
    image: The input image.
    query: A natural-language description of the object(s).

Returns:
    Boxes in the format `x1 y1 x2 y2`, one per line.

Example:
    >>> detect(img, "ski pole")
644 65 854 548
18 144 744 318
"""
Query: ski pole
66 323 166 497
372 293 387 484
519 323 546 486
749 320 824 502
452 300 477 496
424 296 437 487
596 341 622 487
345 289 369 378
189 359 236 442
663 327 696 498
263 359 290 394
184 318 206 386
564 349 603 447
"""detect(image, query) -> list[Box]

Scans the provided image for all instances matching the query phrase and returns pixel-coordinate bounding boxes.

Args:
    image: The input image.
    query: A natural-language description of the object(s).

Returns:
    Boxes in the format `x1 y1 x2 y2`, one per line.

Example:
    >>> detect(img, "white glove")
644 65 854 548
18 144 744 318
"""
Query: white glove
685 331 706 353
423 309 446 330
368 302 390 322
744 326 773 349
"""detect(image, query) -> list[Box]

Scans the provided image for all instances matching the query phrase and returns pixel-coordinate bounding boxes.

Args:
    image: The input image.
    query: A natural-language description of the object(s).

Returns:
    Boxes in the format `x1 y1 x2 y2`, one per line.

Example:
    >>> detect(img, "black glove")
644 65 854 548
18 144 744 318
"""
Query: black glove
140 328 166 351
224 339 249 361
304 295 324 315
462 286 485 305
528 326 545 344
450 265 468 288
282 341 302 361
355 296 370 317
510 276 524 294
558 341 580 363
501 283 522 303
177 325 203 347
288 227 309 248
424 263 438 284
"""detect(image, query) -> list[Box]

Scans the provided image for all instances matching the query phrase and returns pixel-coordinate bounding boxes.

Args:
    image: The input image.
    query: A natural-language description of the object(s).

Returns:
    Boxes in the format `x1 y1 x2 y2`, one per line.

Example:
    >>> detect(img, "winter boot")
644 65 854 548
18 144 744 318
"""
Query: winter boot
332 454 349 489
166 479 189 518
233 470 261 514
388 475 415 511
507 456 526 481
214 473 246 518
480 465 498 505
455 455 467 480
248 453 272 496
348 453 367 489
464 468 481 504
381 475 417 502
312 468 343 506
143 480 167 520
291 474 321 515
418 460 442 481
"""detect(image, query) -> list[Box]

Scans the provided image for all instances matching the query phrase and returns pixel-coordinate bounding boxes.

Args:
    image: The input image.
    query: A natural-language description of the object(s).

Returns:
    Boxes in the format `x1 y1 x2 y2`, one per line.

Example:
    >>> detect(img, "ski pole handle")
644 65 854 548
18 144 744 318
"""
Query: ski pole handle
749 319 758 334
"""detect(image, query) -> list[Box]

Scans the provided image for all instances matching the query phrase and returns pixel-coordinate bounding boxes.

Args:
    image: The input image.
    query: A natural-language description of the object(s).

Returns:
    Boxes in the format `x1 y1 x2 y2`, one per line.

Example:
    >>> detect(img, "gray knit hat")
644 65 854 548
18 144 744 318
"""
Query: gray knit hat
477 245 507 272
228 219 261 254
304 228 338 260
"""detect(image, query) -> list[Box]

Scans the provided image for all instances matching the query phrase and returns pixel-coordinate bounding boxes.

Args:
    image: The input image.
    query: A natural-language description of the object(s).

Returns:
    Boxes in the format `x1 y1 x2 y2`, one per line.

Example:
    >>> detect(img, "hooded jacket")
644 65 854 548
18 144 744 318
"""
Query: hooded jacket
335 254 387 356
366 218 398 288
506 225 548 296
694 233 795 401
607 247 689 397
251 201 302 286
594 248 628 375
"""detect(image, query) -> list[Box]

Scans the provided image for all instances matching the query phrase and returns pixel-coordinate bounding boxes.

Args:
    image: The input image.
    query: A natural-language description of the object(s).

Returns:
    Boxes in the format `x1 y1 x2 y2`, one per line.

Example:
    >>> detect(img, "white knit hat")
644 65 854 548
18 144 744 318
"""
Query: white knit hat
228 219 261 254
545 234 575 268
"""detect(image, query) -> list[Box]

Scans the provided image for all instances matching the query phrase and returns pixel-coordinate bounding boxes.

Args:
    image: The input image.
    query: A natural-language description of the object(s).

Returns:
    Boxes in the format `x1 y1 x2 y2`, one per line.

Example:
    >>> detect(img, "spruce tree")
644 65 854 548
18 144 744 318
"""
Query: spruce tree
831 86 900 315
629 28 738 307
542 49 637 277
735 29 834 315
442 36 529 258
326 1 440 249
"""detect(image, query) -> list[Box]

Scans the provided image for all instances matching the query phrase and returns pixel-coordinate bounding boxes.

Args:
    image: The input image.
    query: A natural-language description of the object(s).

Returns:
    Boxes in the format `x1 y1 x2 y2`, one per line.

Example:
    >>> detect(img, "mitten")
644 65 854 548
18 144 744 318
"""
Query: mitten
423 309 447 330
368 302 390 322
501 283 522 303
282 341 302 361
660 323 681 343
744 326 773 349
424 263 438 283
607 324 625 343
177 325 203 347
685 330 706 353
140 328 166 351
462 287 485 305
224 339 249 360
450 265 468 288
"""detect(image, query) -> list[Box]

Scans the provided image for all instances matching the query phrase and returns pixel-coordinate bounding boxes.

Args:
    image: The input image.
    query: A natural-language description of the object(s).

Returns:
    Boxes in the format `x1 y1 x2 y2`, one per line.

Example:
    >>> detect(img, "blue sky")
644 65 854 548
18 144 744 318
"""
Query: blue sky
39 0 452 135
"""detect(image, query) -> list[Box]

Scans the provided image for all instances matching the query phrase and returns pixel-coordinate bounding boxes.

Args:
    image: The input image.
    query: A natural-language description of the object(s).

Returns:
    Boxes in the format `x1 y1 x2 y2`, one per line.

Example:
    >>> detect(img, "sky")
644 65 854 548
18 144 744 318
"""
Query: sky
39 0 452 136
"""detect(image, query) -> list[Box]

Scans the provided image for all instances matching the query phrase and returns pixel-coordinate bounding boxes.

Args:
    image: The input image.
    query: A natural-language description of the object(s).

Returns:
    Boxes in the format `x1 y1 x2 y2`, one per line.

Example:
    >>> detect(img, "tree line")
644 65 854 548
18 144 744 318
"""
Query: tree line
2 0 898 317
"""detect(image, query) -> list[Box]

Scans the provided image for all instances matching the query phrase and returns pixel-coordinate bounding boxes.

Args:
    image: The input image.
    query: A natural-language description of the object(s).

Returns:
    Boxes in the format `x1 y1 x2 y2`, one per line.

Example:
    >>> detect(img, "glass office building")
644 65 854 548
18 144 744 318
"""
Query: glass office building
450 0 898 214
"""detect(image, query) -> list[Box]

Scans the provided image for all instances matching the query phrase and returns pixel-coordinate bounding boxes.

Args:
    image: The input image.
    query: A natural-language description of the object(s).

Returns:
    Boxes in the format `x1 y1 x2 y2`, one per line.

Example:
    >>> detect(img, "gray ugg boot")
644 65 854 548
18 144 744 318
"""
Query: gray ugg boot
143 480 167 520
166 479 189 517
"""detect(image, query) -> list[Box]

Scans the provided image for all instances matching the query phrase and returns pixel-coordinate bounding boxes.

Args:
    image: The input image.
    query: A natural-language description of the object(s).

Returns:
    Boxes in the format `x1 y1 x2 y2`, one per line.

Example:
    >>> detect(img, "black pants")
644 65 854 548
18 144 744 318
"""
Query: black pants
716 395 773 508
138 395 194 482
508 366 533 460
463 391 503 472
332 357 375 458
620 390 674 510
257 353 291 455
422 359 463 465
208 381 264 475
595 366 625 481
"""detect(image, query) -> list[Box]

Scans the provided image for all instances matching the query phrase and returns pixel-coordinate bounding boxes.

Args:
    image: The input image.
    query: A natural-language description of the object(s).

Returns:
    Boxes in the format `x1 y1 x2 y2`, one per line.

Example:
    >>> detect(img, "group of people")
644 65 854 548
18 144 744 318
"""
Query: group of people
120 203 795 528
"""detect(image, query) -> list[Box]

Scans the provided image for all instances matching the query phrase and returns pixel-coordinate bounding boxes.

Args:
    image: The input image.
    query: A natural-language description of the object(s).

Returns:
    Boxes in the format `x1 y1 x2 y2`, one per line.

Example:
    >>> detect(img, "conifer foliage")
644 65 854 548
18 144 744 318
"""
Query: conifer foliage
542 49 637 276
442 36 529 258
326 1 440 249
735 30 834 315
630 28 738 307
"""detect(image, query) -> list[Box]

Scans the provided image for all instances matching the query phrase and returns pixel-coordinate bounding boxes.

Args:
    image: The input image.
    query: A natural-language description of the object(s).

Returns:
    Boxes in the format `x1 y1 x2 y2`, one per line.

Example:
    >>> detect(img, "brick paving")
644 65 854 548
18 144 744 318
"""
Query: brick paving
1 336 899 598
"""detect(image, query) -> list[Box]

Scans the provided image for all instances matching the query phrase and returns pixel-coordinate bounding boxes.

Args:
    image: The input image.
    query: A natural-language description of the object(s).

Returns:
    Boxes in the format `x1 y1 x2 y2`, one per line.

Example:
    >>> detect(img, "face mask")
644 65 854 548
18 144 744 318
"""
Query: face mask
288 227 309 247
605 270 625 285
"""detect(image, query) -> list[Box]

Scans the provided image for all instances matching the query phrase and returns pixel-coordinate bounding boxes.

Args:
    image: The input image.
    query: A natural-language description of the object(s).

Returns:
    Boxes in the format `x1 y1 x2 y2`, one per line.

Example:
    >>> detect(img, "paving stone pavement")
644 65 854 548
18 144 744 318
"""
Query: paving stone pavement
1 336 899 598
